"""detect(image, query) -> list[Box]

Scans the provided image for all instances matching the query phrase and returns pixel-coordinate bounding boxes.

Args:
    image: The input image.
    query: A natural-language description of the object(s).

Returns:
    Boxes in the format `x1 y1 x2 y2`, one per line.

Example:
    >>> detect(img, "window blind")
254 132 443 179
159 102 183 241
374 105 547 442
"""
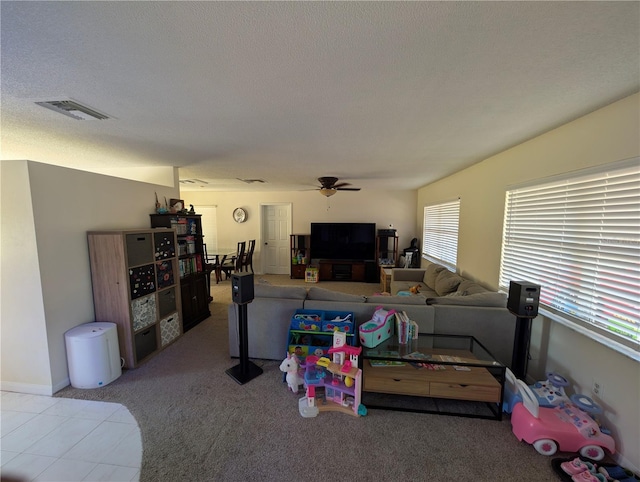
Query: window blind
422 199 460 271
499 160 640 355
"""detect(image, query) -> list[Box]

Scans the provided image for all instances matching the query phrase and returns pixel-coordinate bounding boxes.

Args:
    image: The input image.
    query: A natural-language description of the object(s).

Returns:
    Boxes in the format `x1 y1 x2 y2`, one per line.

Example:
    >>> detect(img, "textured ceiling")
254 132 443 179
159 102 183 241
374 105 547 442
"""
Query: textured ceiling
1 1 638 192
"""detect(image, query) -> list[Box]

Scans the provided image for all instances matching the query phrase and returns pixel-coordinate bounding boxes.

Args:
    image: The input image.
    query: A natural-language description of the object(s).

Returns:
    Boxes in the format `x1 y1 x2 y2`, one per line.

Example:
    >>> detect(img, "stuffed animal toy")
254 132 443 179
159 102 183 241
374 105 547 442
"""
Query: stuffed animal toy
279 353 304 394
409 284 422 294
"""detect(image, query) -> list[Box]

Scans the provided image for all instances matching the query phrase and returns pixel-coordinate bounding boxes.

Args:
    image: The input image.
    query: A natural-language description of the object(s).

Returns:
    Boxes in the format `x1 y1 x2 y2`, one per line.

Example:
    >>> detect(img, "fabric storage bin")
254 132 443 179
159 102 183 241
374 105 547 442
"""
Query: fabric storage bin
131 294 157 331
157 287 176 318
290 309 323 331
160 313 181 347
126 233 154 266
153 231 175 259
129 264 156 299
321 310 355 333
134 324 158 361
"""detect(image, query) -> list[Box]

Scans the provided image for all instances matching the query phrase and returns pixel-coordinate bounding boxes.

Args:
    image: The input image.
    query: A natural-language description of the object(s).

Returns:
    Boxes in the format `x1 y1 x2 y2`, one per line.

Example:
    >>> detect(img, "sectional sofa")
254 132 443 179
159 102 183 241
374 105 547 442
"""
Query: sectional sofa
228 262 517 367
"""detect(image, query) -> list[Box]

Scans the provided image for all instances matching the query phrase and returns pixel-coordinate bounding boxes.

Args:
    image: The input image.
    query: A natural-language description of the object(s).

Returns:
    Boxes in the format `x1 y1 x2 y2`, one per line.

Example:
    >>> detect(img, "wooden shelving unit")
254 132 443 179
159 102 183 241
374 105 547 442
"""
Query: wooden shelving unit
88 228 182 368
290 234 310 279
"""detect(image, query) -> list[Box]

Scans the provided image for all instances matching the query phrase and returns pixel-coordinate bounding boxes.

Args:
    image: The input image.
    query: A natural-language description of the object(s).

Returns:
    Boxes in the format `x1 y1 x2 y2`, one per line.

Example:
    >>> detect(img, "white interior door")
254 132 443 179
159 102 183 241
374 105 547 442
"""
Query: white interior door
261 203 291 274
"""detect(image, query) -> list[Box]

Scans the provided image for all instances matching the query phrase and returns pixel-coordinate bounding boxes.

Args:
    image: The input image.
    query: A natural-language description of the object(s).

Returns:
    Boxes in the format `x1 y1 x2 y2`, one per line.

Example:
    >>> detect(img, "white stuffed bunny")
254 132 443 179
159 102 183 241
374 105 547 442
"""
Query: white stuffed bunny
279 353 304 394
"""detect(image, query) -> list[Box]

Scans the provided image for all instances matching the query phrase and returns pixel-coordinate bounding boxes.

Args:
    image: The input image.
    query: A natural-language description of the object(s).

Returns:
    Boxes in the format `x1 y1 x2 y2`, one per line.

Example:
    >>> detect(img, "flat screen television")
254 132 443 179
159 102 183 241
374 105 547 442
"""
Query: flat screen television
310 222 376 261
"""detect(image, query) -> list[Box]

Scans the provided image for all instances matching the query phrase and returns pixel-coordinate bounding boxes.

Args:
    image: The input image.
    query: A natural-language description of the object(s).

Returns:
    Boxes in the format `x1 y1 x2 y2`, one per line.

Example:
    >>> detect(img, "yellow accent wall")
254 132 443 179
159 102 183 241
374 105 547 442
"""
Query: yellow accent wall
417 93 639 471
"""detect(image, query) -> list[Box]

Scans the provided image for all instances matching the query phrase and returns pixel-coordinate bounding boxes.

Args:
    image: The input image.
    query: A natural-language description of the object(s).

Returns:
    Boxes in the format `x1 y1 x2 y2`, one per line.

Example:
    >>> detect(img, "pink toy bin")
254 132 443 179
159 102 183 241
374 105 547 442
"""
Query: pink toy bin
359 306 396 348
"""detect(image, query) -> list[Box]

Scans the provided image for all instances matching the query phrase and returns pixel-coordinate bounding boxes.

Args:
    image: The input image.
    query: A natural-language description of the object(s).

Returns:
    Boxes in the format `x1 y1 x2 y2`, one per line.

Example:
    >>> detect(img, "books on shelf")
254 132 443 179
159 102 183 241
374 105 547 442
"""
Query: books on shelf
178 254 204 278
396 310 418 344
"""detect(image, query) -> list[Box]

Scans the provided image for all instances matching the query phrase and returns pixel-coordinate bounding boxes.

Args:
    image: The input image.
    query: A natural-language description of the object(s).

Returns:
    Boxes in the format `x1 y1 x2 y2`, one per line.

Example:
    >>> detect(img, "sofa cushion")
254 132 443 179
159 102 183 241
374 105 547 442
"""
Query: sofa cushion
306 286 366 303
254 284 308 300
424 262 447 289
434 270 464 296
457 279 489 295
365 294 427 305
427 291 508 307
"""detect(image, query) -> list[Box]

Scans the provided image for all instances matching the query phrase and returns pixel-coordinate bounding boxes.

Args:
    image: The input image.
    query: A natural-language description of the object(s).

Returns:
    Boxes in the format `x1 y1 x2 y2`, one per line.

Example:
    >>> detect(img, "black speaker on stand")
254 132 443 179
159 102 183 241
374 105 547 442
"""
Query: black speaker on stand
226 273 263 385
507 281 541 380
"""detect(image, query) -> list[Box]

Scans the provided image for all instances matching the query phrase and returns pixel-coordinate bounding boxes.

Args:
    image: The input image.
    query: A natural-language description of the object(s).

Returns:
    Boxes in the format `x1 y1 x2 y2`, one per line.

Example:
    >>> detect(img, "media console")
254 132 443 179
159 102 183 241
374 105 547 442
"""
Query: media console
317 260 377 282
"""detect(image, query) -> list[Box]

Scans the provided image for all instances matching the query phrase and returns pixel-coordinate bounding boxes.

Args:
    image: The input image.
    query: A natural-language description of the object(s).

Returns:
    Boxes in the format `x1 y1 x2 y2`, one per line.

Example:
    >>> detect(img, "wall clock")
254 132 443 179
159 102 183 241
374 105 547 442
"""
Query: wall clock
233 207 247 223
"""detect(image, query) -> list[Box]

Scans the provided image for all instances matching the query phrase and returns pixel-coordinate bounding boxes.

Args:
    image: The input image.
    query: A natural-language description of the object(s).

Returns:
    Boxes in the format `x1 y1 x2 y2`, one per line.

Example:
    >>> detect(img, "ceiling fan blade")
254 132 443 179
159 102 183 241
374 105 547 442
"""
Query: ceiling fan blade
336 187 361 191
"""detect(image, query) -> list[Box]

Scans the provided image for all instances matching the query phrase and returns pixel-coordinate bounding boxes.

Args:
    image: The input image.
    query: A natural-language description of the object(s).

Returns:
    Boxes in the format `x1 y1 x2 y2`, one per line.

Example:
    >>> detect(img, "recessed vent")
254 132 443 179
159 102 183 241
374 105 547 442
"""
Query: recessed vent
35 99 109 120
179 179 209 184
237 178 266 184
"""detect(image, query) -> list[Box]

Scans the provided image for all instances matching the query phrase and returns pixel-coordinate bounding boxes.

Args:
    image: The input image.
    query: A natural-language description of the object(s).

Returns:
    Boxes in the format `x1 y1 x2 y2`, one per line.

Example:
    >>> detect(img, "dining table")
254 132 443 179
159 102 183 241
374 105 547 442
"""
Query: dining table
206 248 239 284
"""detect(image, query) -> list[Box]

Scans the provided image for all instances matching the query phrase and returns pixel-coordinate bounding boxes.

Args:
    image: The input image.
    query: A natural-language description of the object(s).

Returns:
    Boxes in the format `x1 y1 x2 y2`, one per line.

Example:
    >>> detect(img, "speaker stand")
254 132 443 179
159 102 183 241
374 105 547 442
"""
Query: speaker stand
511 316 533 380
226 303 263 384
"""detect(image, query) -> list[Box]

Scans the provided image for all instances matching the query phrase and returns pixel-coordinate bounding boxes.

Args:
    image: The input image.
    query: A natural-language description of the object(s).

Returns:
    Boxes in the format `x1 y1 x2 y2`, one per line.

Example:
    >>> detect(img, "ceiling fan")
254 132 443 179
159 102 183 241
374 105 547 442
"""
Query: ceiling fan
316 177 361 197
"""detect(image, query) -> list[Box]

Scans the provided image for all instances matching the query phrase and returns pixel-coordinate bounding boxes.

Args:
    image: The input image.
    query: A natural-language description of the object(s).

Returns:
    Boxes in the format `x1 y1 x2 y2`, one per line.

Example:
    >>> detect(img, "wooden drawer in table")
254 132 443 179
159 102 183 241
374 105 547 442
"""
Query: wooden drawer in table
430 381 501 402
363 361 502 402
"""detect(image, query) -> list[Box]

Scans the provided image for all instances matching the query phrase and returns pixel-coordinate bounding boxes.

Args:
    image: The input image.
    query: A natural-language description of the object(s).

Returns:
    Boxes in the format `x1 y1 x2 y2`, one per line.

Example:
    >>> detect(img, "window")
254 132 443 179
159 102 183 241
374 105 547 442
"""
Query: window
499 159 639 359
195 205 218 253
422 199 460 271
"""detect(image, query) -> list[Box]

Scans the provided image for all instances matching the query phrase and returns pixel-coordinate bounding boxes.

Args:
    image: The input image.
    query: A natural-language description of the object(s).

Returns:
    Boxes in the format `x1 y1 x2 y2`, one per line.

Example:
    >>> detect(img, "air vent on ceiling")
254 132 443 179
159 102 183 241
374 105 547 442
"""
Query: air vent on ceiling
237 178 266 184
35 99 109 120
179 179 209 184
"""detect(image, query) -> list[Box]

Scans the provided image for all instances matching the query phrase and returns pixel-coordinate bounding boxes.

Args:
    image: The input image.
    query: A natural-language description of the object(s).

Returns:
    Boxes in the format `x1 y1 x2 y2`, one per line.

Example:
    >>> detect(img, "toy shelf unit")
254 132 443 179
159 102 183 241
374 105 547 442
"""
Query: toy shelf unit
287 309 356 360
290 234 311 279
87 229 183 368
150 214 210 332
376 231 399 269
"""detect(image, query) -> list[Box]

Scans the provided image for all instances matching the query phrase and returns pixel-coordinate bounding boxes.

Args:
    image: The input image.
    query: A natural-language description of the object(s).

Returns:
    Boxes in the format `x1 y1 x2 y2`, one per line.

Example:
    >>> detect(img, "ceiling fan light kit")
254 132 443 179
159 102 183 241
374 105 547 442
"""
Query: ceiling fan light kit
320 188 337 197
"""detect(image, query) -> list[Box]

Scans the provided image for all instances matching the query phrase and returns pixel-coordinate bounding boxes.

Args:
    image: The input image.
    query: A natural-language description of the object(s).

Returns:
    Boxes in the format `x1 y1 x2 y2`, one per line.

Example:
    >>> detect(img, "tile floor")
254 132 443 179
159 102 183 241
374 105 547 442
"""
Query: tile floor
1 391 141 481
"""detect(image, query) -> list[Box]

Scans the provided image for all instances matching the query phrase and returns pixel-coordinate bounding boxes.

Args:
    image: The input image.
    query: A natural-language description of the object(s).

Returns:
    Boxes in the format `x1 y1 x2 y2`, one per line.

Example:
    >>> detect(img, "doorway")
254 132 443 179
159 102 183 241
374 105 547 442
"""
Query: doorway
260 203 291 274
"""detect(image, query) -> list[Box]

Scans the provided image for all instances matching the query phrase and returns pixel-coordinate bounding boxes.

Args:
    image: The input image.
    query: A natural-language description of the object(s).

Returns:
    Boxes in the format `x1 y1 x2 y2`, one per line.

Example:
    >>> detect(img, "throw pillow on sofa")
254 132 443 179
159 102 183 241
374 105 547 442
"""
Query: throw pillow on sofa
423 262 447 289
434 270 464 296
457 279 490 295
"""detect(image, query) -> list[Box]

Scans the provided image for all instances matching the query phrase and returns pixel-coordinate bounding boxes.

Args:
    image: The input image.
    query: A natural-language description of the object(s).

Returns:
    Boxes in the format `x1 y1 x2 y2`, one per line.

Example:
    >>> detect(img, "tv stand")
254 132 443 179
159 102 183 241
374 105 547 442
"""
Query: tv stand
318 260 366 281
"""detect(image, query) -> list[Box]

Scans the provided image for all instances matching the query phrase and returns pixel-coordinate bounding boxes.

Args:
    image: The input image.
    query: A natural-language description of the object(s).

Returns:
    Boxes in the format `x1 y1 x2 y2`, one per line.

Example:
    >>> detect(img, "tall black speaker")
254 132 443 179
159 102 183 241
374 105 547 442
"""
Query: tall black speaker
508 281 541 380
226 273 263 385
507 281 540 317
231 272 254 305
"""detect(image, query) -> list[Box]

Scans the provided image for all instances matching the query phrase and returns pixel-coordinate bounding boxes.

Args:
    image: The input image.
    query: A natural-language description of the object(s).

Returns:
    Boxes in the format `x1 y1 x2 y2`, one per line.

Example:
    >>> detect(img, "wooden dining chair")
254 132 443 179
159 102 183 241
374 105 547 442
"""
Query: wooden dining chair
241 239 256 273
220 241 245 279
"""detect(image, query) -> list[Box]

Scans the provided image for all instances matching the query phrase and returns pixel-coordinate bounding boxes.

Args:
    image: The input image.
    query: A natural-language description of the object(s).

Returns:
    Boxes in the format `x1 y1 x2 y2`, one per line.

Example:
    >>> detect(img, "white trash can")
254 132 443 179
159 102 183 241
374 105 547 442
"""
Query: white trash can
65 322 122 388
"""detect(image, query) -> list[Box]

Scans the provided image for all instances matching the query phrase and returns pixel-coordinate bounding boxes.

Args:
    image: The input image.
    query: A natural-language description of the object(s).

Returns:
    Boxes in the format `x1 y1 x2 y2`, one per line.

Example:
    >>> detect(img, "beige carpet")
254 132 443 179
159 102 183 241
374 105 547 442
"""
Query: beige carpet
56 275 563 481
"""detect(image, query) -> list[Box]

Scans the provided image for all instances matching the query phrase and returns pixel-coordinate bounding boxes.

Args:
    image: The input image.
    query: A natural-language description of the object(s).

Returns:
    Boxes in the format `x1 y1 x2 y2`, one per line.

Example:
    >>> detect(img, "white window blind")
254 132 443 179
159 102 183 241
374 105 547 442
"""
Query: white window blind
422 199 460 271
499 160 640 357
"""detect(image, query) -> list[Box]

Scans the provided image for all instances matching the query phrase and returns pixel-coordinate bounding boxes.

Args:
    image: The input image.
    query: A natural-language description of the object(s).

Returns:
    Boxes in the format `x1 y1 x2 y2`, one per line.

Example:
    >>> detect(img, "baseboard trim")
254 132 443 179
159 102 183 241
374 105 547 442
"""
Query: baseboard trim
0 380 54 396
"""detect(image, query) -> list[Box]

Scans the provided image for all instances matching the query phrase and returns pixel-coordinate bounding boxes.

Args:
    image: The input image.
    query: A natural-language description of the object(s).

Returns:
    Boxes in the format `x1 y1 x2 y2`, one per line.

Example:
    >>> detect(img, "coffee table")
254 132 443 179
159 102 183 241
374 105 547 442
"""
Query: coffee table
361 333 506 420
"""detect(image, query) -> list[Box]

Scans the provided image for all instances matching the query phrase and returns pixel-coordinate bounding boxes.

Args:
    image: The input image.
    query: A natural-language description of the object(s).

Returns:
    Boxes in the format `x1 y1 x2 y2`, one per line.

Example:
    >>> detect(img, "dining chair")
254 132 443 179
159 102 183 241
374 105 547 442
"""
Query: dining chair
242 239 256 273
221 241 246 279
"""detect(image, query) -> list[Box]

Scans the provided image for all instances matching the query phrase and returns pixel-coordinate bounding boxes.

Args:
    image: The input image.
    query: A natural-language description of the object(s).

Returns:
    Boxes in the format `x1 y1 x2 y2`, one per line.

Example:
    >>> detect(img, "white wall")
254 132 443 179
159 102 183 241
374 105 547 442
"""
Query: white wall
184 189 418 273
417 93 640 471
1 162 52 392
0 161 180 395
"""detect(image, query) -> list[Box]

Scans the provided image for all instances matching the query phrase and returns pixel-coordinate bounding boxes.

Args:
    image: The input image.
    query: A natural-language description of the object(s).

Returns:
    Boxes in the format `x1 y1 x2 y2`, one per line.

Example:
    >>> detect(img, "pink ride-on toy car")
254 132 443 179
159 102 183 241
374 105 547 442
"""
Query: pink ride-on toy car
511 380 615 461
